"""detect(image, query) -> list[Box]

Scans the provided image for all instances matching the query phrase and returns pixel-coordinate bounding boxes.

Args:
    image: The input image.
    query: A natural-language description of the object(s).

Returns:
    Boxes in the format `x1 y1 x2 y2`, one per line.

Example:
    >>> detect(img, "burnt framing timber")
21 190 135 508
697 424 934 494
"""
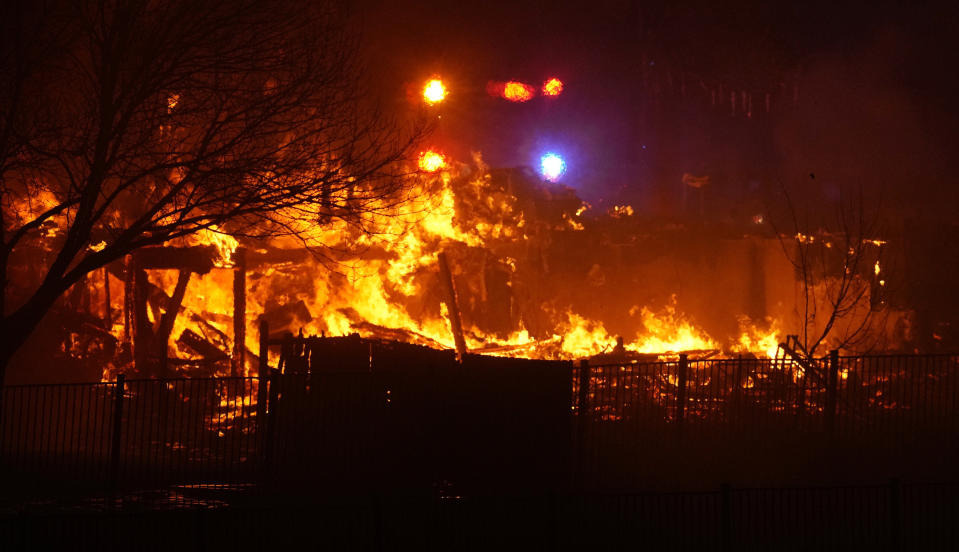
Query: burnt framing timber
124 246 250 377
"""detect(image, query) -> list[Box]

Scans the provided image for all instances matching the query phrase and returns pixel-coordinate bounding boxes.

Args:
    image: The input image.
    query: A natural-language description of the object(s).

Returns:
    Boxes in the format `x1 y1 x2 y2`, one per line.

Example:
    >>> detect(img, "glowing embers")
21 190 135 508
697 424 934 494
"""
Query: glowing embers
417 150 447 172
423 78 447 105
542 77 563 96
539 153 565 182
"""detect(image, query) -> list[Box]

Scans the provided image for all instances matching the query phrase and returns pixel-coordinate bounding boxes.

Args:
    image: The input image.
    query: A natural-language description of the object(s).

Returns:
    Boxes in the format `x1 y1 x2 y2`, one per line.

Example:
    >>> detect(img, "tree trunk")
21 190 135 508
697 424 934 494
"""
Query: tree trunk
151 269 191 378
0 280 74 385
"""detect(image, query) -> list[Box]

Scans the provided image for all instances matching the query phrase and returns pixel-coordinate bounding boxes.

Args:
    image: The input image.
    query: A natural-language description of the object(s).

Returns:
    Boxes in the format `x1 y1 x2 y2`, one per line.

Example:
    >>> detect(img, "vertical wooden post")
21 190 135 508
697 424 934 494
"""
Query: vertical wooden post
123 256 134 348
437 251 468 361
257 319 269 430
103 267 112 327
76 273 91 314
110 373 125 491
677 354 689 429
826 349 839 440
232 248 247 377
132 255 150 374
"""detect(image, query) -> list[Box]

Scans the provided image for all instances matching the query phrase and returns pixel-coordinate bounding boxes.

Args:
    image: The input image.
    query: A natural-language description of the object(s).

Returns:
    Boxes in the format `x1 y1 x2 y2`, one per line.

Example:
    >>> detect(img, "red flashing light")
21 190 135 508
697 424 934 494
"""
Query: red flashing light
543 77 563 96
502 81 535 102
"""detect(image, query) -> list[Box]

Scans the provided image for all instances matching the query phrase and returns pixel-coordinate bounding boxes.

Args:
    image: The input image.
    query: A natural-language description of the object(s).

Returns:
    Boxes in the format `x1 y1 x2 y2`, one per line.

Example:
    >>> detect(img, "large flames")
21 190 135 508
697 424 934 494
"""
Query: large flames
82 151 800 384
15 135 900 387
7 136 853 387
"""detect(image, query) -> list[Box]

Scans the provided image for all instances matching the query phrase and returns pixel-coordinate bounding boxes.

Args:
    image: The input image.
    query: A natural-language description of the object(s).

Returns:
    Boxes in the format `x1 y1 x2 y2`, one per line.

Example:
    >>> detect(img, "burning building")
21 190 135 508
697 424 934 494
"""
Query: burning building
3 152 907 384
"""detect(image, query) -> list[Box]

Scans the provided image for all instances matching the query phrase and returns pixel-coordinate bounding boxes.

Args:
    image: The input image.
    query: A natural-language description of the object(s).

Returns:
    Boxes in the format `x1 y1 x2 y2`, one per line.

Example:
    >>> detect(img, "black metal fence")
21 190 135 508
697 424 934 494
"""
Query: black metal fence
0 377 263 497
575 353 959 438
0 381 115 495
2 352 959 496
573 353 959 488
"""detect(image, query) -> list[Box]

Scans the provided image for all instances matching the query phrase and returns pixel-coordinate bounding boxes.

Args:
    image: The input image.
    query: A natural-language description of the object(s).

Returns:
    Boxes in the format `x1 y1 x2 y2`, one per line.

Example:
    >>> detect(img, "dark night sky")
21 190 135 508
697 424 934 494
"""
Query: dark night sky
358 1 959 216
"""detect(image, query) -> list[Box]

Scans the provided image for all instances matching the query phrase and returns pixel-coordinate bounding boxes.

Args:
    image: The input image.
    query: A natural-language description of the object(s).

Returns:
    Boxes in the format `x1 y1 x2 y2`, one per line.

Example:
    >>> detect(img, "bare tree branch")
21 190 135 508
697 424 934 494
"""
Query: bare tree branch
0 0 427 379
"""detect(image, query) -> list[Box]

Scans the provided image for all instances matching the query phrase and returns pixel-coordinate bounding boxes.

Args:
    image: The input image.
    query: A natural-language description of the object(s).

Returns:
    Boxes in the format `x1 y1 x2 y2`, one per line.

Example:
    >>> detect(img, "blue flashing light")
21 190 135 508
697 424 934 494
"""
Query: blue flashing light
540 153 565 182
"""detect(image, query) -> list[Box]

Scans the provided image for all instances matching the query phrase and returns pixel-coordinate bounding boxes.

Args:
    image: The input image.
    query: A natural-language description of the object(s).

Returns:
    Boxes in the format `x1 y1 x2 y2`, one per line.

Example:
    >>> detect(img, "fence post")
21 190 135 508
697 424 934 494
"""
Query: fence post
577 360 590 418
826 350 839 441
796 357 807 426
262 367 280 486
677 354 689 432
257 319 269 425
575 360 590 488
110 373 125 491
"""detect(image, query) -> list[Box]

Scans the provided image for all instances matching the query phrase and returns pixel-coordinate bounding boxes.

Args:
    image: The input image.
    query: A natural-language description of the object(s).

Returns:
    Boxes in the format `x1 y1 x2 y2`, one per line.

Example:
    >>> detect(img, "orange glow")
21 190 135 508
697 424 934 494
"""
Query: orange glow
502 81 535 102
88 150 793 386
732 318 782 360
417 150 447 172
628 299 718 355
542 78 563 96
188 226 239 267
423 79 446 104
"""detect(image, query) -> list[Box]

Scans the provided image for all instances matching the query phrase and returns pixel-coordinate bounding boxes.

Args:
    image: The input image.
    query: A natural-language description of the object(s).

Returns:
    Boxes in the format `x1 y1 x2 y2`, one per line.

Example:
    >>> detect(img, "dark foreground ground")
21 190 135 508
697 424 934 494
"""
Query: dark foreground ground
3 480 959 551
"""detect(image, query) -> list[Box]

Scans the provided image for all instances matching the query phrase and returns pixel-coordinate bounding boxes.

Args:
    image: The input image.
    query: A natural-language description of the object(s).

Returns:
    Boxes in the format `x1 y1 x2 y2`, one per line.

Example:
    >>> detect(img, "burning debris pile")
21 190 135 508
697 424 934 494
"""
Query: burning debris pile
6 154 904 383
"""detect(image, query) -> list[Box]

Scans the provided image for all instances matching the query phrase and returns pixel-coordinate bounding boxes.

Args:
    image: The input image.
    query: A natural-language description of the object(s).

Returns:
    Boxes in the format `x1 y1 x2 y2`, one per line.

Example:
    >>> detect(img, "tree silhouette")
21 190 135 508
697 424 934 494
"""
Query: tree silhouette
768 177 892 358
0 0 424 381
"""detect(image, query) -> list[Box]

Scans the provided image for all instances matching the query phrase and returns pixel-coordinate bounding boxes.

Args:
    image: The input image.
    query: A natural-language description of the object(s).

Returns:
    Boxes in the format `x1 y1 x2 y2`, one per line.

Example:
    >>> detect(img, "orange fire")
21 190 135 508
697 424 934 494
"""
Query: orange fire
86 149 797 386
629 301 718 355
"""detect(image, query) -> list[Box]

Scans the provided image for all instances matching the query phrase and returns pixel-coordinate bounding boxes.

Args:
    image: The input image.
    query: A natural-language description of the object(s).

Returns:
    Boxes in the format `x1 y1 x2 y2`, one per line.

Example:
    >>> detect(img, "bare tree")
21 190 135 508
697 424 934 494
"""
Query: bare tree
768 177 891 359
0 0 424 381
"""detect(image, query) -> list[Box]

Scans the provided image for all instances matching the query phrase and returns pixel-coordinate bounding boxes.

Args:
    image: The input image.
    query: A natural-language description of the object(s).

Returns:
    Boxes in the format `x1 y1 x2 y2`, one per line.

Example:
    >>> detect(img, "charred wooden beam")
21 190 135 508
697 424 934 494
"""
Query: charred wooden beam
134 245 217 274
244 247 312 270
164 358 227 378
177 328 230 361
778 336 825 385
189 312 231 351
438 251 468 361
349 320 448 351
123 256 134 347
132 257 151 373
232 247 247 377
103 267 111 328
473 338 559 355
